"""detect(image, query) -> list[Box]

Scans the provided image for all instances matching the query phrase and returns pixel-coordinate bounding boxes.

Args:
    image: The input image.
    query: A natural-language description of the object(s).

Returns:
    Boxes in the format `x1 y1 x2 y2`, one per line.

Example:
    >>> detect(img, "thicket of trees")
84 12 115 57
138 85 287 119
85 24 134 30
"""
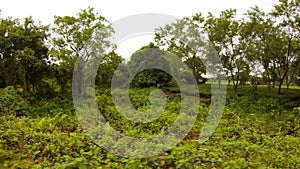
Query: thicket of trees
0 0 299 97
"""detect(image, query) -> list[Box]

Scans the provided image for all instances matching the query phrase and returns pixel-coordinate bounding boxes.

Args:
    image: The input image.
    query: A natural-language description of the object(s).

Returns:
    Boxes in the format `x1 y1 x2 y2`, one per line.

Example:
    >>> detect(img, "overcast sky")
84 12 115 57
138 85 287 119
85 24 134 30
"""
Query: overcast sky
1 0 278 59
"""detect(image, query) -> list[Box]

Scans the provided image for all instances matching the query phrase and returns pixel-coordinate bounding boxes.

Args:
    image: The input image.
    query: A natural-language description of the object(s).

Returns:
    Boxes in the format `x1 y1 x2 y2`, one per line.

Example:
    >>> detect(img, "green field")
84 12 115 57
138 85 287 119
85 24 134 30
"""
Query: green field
1 84 300 168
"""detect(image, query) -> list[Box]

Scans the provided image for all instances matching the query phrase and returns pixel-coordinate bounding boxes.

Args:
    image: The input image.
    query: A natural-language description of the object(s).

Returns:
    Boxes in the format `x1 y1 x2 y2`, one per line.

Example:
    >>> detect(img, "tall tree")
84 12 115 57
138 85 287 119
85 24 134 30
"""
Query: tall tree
154 14 207 85
271 0 300 94
50 7 113 93
241 6 281 90
205 9 247 91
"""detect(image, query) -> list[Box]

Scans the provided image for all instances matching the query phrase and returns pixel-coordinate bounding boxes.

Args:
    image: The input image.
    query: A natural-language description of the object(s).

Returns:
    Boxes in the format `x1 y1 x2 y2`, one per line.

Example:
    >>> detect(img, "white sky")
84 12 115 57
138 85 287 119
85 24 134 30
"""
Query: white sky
1 0 278 59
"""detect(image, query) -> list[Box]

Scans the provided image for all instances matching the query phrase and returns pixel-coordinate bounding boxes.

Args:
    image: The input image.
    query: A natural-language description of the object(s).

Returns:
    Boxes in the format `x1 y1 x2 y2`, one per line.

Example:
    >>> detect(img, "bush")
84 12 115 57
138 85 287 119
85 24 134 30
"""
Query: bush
0 86 32 116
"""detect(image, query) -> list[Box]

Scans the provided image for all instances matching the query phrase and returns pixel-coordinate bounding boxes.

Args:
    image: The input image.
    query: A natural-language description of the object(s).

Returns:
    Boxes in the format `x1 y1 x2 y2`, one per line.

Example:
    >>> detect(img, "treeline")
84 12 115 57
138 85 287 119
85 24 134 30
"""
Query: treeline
0 0 299 98
154 0 300 94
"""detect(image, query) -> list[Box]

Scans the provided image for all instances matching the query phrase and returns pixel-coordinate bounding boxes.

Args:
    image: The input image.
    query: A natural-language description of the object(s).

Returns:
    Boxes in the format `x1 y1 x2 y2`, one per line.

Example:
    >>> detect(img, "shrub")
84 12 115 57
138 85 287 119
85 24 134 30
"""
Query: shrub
0 86 32 116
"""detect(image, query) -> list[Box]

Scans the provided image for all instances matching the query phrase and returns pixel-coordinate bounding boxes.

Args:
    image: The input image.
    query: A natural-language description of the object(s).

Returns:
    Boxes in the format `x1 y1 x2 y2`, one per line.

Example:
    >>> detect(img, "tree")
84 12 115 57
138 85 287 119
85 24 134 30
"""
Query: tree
286 58 300 88
96 51 124 88
241 6 281 90
205 9 247 91
155 14 207 85
50 7 113 93
128 43 172 88
270 0 300 94
0 16 49 95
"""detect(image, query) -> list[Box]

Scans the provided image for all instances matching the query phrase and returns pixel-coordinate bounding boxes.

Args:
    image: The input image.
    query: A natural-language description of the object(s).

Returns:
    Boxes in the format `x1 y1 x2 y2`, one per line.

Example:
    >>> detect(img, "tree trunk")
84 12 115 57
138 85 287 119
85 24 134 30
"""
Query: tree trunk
286 75 289 90
234 83 238 92
232 77 237 92
236 74 240 91
192 68 198 89
278 79 283 95
278 71 288 95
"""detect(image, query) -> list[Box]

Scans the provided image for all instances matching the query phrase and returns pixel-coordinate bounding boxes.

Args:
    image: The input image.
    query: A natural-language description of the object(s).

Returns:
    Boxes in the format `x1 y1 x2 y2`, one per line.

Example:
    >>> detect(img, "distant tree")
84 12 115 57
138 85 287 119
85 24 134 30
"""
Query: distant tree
128 43 172 88
96 51 124 88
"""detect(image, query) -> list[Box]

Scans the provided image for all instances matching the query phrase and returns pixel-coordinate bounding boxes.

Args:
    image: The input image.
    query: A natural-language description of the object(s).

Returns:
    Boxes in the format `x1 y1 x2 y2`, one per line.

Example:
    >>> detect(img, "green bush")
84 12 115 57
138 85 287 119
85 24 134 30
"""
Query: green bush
0 86 32 116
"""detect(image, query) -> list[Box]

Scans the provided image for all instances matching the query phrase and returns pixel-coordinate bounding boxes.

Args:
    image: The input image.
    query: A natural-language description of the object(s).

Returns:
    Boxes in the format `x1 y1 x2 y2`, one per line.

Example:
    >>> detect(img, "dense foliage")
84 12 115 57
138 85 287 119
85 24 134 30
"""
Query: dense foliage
0 86 300 168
